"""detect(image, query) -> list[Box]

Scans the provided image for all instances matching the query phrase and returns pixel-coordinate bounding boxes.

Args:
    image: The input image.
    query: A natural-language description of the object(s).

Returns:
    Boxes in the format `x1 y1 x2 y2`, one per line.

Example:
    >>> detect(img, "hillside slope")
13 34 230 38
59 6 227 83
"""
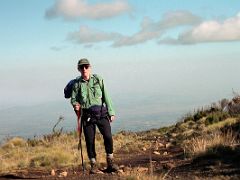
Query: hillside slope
0 97 240 179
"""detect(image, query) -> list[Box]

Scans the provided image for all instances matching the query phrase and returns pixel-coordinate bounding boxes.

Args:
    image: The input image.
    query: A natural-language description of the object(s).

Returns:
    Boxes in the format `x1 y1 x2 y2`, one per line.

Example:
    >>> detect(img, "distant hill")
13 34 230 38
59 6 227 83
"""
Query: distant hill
0 97 190 142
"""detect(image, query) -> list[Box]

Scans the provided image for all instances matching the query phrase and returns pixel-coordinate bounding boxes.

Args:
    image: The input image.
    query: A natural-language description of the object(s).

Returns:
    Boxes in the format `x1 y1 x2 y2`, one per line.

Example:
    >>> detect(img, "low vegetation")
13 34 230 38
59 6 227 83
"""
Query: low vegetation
183 130 238 157
0 94 240 179
0 130 146 173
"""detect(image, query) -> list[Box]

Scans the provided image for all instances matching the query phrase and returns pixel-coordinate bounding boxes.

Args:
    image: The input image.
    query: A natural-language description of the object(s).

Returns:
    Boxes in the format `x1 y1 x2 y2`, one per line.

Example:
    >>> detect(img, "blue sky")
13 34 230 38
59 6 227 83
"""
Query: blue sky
1 0 240 110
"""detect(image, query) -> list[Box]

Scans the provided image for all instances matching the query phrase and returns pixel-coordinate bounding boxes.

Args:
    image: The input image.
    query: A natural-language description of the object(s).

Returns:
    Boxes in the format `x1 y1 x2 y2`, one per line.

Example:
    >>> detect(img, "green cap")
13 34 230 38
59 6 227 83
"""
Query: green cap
78 58 90 66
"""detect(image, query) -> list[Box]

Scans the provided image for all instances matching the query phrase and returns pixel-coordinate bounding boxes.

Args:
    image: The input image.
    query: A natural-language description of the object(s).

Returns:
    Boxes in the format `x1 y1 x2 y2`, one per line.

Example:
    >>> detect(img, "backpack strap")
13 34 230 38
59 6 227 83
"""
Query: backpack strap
93 74 103 91
93 74 104 100
93 74 107 115
73 76 81 91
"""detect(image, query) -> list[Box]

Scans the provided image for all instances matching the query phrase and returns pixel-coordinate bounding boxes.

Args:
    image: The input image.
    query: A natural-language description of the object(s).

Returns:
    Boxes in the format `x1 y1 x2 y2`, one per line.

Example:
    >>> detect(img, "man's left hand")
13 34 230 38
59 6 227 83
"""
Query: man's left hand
109 115 115 122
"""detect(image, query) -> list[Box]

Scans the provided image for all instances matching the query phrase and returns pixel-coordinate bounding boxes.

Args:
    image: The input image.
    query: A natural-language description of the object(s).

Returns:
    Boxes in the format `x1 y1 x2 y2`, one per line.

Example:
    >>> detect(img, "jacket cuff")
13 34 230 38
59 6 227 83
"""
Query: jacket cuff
108 110 115 116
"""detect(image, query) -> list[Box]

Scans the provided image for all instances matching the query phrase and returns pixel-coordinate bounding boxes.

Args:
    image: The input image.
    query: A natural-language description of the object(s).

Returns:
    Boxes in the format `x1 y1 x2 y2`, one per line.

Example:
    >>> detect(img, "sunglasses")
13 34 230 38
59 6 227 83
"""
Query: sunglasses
79 64 90 70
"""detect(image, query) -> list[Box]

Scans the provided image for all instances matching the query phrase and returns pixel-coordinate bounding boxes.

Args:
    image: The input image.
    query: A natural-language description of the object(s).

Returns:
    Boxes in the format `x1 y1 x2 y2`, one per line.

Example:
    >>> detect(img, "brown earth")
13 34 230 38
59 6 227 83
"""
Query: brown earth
1 136 240 180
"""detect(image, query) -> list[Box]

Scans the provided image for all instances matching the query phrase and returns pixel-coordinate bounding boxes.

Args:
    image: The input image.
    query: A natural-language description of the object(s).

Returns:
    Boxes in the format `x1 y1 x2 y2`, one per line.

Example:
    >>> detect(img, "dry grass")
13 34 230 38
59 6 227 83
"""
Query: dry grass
183 130 238 157
1 96 239 177
0 133 87 172
0 130 148 173
206 118 238 131
122 167 167 180
113 131 151 154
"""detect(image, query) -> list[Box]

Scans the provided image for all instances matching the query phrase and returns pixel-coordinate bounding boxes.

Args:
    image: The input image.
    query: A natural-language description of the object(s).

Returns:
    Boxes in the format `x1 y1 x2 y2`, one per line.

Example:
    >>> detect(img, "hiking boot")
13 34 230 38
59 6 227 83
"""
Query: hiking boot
106 157 119 172
90 162 99 174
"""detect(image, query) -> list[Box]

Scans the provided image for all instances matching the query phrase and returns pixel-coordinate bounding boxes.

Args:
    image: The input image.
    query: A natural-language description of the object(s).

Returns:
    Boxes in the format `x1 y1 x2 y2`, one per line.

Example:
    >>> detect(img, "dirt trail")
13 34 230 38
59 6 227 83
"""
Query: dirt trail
1 136 240 179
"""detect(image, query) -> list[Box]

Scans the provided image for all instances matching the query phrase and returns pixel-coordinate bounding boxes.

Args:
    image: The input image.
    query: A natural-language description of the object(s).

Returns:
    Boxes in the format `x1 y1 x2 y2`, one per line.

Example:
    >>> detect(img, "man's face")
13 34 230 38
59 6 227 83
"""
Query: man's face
79 64 91 79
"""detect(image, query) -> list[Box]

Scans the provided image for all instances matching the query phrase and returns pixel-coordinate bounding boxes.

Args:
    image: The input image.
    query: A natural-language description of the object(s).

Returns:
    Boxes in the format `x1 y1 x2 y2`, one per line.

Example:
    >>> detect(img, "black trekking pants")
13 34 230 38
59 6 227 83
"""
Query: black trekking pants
82 115 113 160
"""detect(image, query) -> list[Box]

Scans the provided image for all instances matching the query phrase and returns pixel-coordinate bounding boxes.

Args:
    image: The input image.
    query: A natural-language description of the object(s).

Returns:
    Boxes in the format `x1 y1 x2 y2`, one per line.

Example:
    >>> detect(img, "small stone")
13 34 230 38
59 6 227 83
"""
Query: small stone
142 147 147 151
117 169 124 174
137 167 148 173
117 169 123 174
119 165 125 169
165 163 175 169
163 151 168 155
158 143 165 148
123 166 131 172
97 171 104 174
59 171 68 177
165 142 172 148
51 169 55 176
153 151 160 155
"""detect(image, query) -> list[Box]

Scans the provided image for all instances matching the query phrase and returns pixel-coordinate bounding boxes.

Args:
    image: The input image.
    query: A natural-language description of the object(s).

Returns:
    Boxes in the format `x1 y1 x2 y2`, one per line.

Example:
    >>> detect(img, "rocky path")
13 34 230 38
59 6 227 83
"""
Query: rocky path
0 136 186 179
1 136 240 179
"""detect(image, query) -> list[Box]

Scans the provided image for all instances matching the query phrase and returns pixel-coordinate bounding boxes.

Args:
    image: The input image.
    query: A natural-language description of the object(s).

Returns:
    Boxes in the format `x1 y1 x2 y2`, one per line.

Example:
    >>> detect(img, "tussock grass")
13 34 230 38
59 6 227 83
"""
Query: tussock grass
206 118 238 131
1 96 240 177
122 167 166 180
30 150 74 168
0 130 149 173
124 174 163 180
1 137 27 149
183 130 238 157
114 131 151 154
0 133 87 172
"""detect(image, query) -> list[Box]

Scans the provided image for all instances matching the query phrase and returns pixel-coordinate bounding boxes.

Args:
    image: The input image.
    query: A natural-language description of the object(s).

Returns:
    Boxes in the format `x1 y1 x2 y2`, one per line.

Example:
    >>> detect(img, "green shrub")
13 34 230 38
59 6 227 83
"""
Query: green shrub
157 126 173 134
193 111 206 122
205 111 230 126
183 113 194 123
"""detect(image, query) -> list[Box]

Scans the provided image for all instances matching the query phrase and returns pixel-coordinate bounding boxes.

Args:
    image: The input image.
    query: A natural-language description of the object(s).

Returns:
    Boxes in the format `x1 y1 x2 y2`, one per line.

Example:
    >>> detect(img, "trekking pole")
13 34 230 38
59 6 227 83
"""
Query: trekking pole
77 109 85 172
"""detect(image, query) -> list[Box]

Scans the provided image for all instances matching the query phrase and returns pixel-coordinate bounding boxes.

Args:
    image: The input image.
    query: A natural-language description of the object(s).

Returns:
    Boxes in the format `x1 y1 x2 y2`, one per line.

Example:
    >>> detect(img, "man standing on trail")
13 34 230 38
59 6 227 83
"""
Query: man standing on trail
71 58 119 174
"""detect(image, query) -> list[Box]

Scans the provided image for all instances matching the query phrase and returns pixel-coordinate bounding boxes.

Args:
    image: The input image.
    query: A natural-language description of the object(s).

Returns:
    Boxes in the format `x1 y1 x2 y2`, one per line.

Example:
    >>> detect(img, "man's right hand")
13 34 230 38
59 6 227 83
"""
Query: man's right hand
74 103 81 111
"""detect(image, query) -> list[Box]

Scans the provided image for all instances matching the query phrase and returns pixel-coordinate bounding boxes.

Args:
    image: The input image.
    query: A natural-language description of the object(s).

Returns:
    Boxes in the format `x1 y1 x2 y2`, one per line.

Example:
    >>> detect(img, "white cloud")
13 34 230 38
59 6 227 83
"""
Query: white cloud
159 13 240 44
112 30 160 47
65 11 201 47
50 46 66 51
45 0 131 20
113 11 201 47
157 10 201 29
64 11 240 47
67 26 121 44
112 17 161 47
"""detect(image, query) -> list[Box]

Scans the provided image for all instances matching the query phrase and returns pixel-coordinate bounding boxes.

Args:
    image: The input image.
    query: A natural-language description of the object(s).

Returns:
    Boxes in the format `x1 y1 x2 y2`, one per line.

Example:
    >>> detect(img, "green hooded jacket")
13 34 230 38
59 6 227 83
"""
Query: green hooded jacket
71 74 115 116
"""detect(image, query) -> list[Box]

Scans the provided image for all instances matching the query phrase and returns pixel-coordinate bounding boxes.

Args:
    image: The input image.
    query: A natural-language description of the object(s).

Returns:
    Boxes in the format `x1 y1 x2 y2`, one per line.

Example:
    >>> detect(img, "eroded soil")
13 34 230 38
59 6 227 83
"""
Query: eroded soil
1 135 240 180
